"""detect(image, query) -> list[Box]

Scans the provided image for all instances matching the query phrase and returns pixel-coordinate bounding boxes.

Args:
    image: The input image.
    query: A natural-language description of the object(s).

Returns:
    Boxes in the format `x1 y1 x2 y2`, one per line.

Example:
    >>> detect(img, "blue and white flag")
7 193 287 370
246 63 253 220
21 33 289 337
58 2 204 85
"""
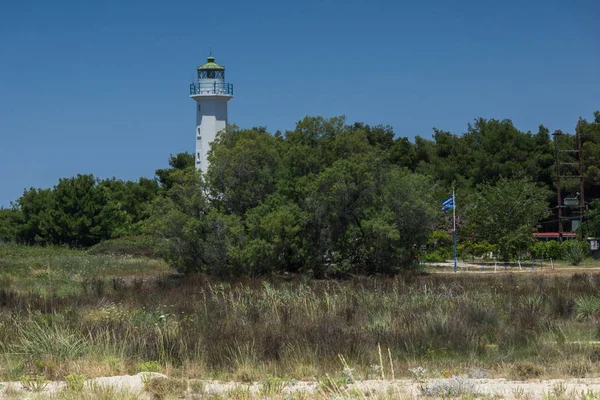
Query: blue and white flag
442 195 454 211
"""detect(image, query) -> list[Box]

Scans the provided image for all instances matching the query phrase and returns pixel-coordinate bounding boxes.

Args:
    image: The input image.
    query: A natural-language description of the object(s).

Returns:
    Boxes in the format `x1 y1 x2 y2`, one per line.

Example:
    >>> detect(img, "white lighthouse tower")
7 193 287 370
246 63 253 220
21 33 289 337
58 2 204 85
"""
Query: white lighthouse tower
189 56 234 171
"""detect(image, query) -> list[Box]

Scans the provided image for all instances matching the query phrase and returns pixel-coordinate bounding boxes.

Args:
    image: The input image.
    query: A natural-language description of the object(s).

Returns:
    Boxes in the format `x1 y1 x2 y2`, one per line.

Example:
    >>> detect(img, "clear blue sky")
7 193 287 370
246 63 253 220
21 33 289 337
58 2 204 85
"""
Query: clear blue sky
1 0 599 206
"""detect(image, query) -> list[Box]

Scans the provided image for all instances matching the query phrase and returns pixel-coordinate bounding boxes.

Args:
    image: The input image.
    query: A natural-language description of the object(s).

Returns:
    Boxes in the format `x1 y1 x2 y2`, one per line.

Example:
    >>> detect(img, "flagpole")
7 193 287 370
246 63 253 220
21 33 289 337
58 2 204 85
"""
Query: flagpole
453 187 457 273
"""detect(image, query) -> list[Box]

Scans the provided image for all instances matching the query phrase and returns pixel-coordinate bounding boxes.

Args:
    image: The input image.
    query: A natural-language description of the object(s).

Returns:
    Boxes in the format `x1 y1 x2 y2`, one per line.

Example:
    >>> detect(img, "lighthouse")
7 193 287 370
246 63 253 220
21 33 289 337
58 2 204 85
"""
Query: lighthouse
189 56 234 171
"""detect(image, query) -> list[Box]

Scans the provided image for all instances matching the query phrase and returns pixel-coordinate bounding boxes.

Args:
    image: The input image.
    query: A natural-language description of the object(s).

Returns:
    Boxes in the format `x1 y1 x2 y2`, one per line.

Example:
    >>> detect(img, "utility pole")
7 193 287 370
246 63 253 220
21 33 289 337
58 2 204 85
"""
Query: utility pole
552 130 563 237
553 126 585 239
577 121 585 238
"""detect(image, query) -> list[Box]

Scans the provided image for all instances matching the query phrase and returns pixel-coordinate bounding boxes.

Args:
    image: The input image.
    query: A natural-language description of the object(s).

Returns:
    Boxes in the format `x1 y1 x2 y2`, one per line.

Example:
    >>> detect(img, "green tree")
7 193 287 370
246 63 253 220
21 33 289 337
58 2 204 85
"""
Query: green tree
48 174 131 246
155 152 195 191
582 199 600 237
146 168 246 276
466 178 550 262
16 187 54 245
0 207 22 243
302 152 381 276
99 177 159 226
207 127 281 215
580 113 600 191
243 195 307 274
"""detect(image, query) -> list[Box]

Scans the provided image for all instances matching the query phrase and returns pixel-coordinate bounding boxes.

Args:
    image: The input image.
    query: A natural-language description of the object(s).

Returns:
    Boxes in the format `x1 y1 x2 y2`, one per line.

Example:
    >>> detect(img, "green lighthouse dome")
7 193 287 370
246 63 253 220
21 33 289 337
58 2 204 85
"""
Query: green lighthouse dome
197 56 225 71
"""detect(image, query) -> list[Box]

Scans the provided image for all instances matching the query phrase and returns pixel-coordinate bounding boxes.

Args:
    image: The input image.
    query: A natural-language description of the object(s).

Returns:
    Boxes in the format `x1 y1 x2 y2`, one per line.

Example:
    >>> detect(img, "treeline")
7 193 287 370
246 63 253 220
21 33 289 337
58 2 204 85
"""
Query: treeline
1 113 600 276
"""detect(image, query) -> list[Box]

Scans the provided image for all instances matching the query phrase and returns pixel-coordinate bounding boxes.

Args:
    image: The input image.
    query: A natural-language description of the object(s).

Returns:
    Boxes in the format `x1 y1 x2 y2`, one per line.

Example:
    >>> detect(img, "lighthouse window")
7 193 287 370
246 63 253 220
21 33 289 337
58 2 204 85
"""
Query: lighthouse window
197 104 201 112
197 152 201 160
198 70 224 80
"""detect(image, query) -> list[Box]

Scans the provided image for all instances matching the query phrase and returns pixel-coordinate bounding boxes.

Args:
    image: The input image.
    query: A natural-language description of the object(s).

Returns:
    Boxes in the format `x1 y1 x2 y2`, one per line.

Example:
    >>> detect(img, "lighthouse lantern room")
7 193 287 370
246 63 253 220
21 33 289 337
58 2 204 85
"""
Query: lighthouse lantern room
189 56 234 171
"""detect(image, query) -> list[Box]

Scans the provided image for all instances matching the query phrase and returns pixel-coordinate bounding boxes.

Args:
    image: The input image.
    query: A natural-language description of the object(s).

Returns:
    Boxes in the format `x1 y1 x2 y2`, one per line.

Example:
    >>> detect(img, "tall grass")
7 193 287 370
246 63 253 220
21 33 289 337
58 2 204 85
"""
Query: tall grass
2 247 600 381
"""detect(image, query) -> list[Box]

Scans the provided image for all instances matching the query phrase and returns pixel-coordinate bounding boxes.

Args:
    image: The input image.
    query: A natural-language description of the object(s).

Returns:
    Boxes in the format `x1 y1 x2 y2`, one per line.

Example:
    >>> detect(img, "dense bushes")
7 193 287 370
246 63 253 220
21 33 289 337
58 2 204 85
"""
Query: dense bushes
146 127 439 276
529 240 589 264
3 113 600 275
0 175 159 247
529 240 564 260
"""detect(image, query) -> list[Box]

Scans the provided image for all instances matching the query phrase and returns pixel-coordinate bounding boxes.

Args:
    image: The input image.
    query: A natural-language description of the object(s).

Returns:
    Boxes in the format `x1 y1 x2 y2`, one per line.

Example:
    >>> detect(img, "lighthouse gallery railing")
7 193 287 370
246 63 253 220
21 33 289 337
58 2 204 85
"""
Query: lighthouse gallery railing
190 82 234 96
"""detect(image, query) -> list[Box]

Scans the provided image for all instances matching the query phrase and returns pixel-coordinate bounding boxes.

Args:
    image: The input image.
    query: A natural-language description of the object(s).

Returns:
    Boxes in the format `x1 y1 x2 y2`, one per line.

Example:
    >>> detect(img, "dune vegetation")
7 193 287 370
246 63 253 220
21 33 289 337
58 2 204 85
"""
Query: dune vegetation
2 246 600 390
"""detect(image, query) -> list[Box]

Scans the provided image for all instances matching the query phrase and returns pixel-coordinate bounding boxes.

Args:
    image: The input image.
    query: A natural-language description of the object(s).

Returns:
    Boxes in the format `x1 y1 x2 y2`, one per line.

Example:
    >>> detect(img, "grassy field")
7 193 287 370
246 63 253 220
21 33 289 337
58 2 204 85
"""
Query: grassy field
2 245 600 398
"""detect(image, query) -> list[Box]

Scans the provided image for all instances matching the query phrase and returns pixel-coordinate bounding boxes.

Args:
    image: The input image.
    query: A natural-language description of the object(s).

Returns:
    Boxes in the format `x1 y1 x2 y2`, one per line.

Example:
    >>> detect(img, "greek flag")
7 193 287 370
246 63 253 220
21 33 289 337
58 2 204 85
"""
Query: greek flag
442 195 454 211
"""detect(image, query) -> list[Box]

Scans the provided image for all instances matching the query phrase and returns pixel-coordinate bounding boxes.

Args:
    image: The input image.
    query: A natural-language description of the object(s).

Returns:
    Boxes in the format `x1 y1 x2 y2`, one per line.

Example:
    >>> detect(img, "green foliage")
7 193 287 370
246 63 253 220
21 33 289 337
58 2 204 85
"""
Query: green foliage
19 374 50 392
12 174 159 247
582 199 600 238
563 240 588 265
466 178 550 262
154 152 195 192
207 127 281 216
4 112 600 277
528 240 588 263
65 373 87 392
0 207 22 243
241 195 306 274
581 114 600 187
137 361 162 373
10 321 85 362
147 119 437 277
16 187 53 245
46 174 127 246
574 296 600 321
421 250 450 262
428 230 452 247
145 168 246 275
423 230 453 262
530 240 564 260
98 177 159 225
458 240 497 260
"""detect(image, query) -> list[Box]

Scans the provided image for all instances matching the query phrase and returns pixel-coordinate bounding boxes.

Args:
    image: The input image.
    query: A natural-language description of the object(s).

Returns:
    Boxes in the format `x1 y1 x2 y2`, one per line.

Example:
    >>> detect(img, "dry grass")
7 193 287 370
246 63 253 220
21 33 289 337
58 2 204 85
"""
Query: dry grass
1 245 600 387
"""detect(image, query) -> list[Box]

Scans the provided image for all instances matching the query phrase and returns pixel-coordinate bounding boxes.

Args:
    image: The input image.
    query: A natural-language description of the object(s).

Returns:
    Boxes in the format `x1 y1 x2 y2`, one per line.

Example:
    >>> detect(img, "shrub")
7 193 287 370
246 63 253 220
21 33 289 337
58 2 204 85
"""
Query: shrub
10 322 85 362
20 374 50 392
530 241 545 259
546 240 564 260
65 374 87 392
422 249 451 262
428 230 452 249
530 240 564 260
574 296 600 321
458 240 497 261
564 240 588 265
